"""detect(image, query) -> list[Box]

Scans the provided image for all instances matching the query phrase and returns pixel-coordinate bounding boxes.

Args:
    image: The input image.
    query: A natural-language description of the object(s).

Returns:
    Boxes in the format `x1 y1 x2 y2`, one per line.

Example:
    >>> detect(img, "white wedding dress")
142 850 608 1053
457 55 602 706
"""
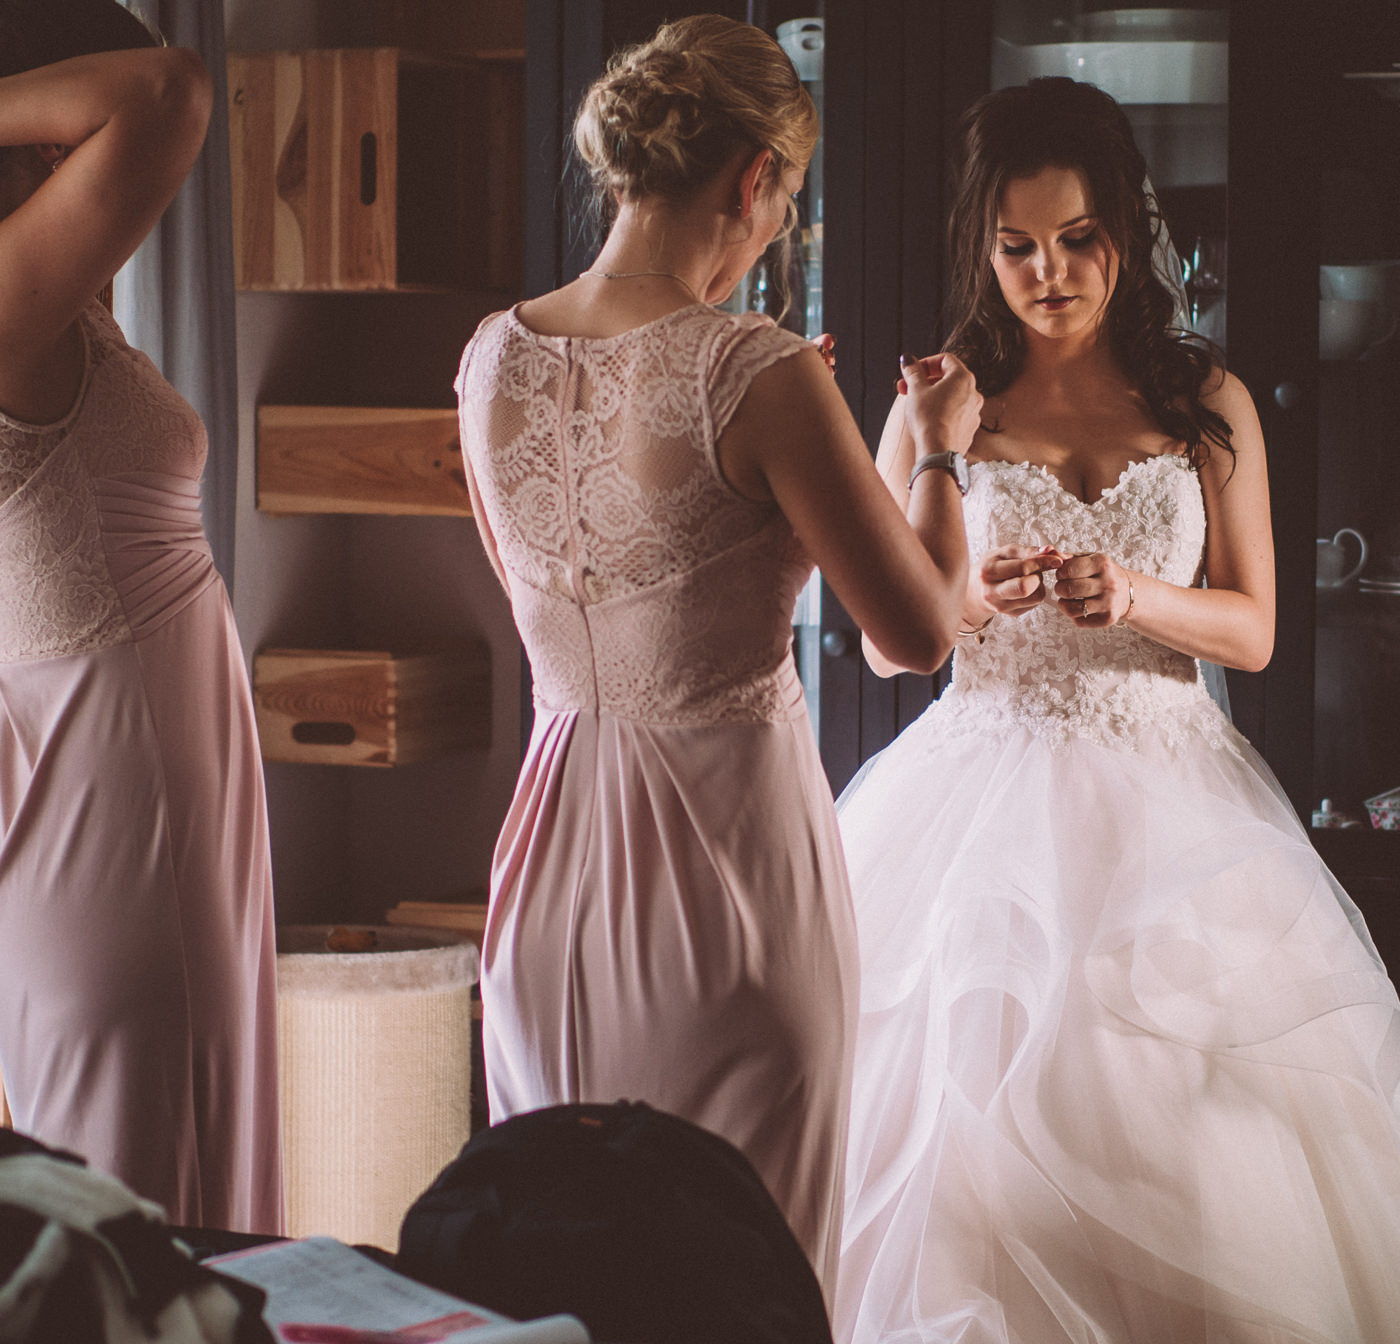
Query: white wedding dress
833 452 1400 1343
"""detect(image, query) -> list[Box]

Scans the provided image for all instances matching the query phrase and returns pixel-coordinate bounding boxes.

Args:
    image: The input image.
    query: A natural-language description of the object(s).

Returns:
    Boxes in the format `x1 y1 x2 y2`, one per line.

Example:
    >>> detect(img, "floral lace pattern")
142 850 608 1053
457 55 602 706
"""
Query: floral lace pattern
0 303 207 662
941 454 1233 754
457 304 813 724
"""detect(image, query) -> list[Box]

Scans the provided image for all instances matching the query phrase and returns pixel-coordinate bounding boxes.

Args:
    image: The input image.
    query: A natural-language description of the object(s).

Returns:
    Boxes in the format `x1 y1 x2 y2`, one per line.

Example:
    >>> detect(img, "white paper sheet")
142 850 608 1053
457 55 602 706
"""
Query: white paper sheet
210 1236 589 1344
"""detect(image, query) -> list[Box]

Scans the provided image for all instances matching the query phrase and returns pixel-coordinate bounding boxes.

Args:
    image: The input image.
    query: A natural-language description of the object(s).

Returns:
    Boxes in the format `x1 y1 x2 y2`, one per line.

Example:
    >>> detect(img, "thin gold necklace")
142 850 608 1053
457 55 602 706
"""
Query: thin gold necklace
580 268 701 304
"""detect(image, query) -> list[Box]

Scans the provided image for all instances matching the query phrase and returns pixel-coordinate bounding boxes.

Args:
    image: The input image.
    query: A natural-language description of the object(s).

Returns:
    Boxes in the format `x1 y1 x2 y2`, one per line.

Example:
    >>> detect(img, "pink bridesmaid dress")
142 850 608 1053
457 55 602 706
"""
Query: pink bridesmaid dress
0 300 282 1234
456 302 857 1298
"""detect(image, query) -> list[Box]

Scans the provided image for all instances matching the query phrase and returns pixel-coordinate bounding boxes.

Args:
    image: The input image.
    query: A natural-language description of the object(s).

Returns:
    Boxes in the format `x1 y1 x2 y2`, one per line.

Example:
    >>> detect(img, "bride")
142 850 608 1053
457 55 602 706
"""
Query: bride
834 77 1400 1343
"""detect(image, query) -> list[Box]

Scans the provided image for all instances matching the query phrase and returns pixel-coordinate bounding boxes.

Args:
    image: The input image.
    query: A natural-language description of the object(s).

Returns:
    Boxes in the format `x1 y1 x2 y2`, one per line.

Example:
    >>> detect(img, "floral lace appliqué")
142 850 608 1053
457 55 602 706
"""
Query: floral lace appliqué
940 454 1233 755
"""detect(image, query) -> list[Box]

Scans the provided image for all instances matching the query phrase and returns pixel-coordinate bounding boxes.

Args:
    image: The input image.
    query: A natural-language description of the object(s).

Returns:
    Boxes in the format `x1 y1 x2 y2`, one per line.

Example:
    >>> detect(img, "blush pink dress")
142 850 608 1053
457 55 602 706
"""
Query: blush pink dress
0 301 282 1234
456 302 857 1297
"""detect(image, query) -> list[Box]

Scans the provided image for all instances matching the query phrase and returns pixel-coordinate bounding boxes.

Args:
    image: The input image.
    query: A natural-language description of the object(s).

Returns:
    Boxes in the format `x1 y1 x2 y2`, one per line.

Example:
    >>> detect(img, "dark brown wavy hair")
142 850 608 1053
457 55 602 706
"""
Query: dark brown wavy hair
945 77 1232 469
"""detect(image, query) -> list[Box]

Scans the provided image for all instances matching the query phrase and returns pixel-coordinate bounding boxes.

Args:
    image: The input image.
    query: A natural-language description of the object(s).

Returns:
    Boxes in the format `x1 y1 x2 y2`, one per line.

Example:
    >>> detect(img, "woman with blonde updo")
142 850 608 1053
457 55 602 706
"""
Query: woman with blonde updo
455 14 979 1297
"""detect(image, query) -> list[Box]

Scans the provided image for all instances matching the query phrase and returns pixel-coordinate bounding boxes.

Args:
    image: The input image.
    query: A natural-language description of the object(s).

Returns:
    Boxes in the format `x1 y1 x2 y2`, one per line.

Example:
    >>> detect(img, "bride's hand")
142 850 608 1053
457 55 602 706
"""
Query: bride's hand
972 545 1064 620
1052 551 1135 626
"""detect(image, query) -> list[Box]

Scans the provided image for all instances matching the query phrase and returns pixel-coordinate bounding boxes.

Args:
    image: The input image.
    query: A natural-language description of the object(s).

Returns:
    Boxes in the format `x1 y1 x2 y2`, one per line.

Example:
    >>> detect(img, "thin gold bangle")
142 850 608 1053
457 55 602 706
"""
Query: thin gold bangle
1123 580 1135 623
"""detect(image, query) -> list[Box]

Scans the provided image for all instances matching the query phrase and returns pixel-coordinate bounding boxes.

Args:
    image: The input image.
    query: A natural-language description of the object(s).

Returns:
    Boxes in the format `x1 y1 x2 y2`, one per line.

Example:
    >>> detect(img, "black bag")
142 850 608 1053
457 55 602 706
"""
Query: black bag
397 1100 834 1344
0 1128 274 1344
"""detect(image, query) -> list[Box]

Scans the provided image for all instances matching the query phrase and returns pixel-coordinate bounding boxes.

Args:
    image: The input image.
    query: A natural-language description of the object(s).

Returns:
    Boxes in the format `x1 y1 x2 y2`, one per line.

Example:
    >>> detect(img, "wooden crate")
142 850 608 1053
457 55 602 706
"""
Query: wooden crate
228 48 522 291
385 898 488 947
257 405 471 516
254 648 490 766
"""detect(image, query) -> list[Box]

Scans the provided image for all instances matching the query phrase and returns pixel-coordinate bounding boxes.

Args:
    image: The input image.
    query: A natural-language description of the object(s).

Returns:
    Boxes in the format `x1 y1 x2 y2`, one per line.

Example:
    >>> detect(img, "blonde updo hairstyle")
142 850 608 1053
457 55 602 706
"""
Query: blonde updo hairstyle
573 13 817 228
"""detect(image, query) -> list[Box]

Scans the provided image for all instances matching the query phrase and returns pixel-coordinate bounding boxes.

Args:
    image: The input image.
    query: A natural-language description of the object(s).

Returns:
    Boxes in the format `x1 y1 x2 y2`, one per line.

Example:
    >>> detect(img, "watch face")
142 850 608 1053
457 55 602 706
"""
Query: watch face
951 454 970 493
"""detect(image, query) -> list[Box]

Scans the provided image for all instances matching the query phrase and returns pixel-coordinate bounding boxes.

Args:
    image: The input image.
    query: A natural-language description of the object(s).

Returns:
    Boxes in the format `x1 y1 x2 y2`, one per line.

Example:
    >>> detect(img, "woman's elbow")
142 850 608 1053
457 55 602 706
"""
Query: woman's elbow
865 623 955 677
148 47 213 131
1229 616 1274 673
1235 634 1274 674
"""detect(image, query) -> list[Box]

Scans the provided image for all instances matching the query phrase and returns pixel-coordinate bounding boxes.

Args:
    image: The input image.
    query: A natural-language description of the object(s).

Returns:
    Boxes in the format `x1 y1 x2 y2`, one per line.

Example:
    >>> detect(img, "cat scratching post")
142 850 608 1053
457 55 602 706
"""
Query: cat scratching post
275 925 478 1249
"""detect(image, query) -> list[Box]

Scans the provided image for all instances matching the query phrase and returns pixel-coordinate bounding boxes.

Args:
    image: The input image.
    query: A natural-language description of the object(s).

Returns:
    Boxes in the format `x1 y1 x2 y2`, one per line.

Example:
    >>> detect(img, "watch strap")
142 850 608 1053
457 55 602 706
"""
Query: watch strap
907 450 968 495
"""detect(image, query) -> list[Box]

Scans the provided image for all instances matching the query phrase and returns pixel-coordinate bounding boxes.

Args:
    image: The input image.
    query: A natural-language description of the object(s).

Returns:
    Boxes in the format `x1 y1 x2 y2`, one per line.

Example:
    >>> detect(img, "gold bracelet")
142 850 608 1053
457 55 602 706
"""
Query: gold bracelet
1123 580 1135 623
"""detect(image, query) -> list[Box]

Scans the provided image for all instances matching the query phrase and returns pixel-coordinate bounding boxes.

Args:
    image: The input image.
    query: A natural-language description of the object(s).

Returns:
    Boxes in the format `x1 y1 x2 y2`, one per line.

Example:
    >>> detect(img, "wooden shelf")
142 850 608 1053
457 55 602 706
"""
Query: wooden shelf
384 898 488 947
257 405 471 516
254 647 490 766
228 47 523 292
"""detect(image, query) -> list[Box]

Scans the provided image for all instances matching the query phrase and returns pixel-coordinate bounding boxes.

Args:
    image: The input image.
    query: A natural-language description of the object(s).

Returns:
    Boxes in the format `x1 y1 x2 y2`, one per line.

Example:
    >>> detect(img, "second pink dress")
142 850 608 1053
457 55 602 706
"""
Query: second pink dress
456 302 857 1297
0 301 281 1234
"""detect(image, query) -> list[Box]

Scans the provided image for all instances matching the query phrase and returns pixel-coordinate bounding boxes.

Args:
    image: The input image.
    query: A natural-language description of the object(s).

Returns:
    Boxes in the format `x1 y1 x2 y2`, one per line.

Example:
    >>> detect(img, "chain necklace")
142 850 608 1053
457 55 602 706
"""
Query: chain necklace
580 268 701 304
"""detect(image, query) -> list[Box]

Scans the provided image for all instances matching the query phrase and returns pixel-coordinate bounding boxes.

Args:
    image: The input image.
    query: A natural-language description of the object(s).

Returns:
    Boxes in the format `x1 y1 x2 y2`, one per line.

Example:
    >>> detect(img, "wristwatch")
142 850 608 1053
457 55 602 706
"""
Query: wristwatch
908 450 970 496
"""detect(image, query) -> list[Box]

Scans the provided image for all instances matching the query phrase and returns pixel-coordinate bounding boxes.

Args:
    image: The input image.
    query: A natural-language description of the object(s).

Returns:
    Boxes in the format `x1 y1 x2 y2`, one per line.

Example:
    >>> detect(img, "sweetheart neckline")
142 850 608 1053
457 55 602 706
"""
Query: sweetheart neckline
969 452 1192 508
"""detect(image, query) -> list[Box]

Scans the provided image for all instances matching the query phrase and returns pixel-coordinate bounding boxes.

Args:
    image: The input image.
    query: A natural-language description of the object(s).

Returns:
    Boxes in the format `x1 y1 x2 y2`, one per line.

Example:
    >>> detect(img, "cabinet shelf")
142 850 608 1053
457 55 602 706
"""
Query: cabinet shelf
256 405 471 516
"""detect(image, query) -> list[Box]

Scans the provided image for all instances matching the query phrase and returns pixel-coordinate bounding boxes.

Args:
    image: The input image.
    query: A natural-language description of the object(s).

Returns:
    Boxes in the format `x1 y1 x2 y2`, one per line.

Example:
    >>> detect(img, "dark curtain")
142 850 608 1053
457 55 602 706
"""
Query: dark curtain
113 0 239 588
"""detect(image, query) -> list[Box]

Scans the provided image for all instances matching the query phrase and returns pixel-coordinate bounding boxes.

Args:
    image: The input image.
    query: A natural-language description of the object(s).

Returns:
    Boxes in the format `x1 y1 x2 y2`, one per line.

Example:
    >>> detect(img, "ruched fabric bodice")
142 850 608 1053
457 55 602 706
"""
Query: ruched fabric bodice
456 304 812 724
0 302 216 663
943 452 1224 753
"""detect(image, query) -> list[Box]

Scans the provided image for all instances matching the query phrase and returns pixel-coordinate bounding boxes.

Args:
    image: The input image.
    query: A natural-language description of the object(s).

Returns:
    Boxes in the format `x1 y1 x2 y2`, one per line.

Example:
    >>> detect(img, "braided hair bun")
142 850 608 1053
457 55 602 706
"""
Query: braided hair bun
573 14 816 208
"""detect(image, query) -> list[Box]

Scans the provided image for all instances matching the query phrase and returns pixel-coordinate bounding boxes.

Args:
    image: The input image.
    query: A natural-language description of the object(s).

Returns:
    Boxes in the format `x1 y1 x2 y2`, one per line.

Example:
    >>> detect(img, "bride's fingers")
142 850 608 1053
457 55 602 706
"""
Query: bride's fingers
1055 551 1105 581
983 552 1061 585
1052 575 1094 600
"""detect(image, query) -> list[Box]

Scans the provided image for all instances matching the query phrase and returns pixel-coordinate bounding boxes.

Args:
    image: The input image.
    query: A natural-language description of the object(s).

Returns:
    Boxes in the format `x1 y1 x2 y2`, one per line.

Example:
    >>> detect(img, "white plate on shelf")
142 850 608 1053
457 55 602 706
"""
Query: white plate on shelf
1358 578 1400 593
1343 71 1400 100
1080 8 1227 41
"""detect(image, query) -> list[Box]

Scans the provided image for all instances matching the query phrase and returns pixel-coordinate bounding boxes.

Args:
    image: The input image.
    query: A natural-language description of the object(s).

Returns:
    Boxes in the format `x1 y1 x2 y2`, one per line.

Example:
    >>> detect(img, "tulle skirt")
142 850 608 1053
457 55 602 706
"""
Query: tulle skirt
833 710 1400 1344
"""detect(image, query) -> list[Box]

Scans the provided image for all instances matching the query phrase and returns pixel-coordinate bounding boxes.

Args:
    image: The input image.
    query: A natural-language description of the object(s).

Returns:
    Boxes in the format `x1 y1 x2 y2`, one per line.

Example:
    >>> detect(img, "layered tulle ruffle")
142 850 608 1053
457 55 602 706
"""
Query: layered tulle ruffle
834 714 1400 1343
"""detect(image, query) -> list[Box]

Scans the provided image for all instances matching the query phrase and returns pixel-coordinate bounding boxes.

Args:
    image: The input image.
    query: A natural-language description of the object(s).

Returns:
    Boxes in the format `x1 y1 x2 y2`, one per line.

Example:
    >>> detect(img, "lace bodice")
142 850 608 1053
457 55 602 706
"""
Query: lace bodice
942 452 1230 753
0 302 210 662
457 303 813 724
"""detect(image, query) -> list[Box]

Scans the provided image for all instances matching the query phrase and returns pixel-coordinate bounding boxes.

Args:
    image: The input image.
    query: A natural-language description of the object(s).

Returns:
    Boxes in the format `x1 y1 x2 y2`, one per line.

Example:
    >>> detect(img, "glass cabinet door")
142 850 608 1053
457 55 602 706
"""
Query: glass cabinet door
1309 40 1400 894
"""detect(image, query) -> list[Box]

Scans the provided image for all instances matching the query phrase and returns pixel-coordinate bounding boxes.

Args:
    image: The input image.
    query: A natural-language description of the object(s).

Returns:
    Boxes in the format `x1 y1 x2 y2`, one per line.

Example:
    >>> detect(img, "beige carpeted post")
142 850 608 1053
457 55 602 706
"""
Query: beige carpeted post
275 925 479 1250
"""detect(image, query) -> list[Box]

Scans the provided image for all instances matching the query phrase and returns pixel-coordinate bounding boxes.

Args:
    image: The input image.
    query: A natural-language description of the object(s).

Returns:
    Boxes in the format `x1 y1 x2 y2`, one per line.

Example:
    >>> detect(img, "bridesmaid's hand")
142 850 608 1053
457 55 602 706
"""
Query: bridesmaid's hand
972 545 1064 620
897 352 982 457
1052 551 1135 626
811 332 836 374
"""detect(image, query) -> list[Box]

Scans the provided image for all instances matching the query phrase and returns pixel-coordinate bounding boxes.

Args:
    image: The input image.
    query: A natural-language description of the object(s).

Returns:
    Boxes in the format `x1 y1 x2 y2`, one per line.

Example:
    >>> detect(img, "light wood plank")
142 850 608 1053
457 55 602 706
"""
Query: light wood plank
257 405 471 516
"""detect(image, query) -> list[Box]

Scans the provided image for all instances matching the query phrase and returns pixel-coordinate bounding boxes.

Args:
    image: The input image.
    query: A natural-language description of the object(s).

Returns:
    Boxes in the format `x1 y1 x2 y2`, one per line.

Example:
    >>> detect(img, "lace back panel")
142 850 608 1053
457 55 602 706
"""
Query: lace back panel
457 305 814 725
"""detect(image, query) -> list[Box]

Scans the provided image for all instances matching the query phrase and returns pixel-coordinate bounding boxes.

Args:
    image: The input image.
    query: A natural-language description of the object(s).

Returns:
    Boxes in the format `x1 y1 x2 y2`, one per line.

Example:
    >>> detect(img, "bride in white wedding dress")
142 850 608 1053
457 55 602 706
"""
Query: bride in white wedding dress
834 78 1400 1344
